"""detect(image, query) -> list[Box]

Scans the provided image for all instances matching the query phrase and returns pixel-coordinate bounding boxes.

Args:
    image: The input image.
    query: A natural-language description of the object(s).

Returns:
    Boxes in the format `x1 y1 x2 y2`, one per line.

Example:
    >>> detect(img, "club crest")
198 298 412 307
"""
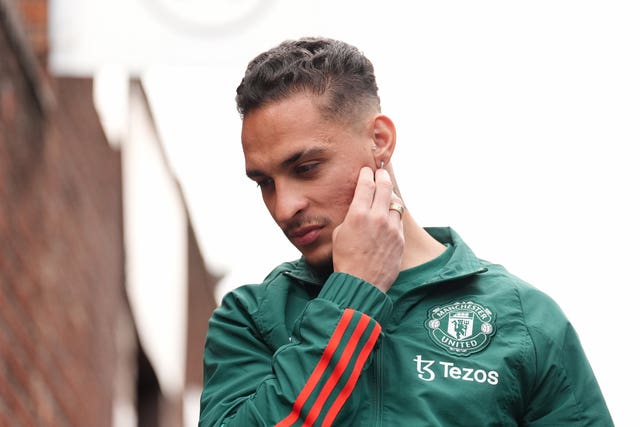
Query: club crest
425 300 496 356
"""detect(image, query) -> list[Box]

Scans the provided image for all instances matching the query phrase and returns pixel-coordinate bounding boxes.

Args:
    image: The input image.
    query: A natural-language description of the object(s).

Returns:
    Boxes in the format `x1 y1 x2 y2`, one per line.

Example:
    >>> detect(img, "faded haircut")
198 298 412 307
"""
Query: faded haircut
236 37 381 124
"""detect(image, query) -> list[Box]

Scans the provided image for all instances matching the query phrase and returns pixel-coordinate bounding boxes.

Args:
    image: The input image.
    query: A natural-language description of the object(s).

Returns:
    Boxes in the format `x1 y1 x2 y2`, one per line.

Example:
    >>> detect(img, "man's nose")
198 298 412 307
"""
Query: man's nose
273 183 307 223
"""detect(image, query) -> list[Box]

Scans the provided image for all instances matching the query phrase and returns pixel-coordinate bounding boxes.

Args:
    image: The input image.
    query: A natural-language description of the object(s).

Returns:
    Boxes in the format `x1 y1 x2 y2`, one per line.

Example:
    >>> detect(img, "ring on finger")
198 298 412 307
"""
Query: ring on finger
389 202 405 218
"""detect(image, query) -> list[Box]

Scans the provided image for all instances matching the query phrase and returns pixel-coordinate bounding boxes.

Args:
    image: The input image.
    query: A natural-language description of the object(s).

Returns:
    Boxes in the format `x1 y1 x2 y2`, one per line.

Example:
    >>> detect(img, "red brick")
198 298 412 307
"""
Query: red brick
1 7 123 425
2 4 221 425
18 1 48 25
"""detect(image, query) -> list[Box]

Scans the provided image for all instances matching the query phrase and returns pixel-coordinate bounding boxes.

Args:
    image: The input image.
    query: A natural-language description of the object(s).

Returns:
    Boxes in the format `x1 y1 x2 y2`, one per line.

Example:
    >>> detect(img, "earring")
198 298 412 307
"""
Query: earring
379 160 385 169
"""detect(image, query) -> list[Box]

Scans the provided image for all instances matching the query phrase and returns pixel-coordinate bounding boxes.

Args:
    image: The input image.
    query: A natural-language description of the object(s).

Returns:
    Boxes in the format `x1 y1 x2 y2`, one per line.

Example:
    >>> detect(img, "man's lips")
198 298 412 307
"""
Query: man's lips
287 225 323 246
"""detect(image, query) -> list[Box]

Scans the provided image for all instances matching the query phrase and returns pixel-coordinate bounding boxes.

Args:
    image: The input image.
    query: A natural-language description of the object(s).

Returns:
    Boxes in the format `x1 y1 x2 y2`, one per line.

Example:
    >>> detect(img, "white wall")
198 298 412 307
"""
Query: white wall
122 81 188 400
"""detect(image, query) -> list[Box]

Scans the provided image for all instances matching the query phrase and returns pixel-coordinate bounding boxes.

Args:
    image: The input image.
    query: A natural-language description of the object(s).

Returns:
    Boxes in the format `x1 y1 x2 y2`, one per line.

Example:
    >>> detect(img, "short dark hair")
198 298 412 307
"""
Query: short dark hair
236 37 380 123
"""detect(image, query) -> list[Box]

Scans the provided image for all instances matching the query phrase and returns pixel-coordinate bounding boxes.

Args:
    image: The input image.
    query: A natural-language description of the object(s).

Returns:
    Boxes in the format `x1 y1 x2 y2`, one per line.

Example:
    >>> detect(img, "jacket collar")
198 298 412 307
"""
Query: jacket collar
284 227 487 286
424 227 488 284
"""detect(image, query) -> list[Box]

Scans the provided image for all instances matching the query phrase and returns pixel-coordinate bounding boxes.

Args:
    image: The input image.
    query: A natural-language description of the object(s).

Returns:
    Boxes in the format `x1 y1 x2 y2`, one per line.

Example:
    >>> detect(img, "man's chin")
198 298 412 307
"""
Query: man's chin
302 251 333 275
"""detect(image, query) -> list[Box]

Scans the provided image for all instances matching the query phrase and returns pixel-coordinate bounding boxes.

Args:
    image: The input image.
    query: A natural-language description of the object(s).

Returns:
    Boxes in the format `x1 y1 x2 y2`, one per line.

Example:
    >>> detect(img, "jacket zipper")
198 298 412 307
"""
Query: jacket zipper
373 339 383 427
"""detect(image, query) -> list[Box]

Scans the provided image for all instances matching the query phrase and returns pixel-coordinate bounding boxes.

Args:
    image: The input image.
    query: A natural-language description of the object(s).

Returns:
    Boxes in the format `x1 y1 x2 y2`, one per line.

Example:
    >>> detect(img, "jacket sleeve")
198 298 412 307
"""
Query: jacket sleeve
521 292 614 426
198 272 392 427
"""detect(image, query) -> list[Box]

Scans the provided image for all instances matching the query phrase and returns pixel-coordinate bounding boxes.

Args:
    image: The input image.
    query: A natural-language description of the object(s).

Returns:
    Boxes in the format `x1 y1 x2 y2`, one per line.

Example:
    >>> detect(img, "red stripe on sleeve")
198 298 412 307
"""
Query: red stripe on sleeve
301 314 372 427
275 308 355 427
321 322 382 427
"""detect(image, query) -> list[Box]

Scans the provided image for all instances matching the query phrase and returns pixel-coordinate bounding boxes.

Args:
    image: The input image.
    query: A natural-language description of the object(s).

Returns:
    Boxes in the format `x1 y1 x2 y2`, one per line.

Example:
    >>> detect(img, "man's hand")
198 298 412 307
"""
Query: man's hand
332 167 405 293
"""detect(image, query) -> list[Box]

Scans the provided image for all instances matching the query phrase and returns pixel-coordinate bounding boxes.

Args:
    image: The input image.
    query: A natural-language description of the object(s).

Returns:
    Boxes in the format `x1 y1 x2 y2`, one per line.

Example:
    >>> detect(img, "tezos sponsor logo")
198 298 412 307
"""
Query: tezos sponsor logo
413 355 500 385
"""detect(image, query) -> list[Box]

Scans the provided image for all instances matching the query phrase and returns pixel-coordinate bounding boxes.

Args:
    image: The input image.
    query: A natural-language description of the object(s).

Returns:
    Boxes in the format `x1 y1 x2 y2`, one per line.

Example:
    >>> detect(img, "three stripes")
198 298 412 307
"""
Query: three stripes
276 308 382 427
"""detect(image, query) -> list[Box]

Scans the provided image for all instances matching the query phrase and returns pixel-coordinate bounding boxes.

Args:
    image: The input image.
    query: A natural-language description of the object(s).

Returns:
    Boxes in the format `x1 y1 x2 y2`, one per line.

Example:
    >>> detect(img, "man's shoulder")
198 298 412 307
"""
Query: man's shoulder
222 259 305 305
217 258 312 346
478 262 558 303
476 262 570 331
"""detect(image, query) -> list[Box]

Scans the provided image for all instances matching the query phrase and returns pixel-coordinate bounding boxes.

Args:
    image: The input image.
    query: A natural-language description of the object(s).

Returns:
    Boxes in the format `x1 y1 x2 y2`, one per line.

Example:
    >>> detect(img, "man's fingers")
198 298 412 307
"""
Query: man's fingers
371 168 394 213
349 167 376 211
333 165 405 293
348 167 404 224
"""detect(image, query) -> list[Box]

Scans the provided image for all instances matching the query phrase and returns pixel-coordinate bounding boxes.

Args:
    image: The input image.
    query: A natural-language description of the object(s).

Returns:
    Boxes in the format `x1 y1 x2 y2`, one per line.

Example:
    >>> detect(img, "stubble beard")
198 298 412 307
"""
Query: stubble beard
284 214 335 276
306 248 334 276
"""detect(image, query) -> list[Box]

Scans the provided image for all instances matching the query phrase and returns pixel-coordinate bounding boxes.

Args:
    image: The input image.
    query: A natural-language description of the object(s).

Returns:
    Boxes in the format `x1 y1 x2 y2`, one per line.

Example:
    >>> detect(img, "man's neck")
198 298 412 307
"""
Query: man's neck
400 212 447 271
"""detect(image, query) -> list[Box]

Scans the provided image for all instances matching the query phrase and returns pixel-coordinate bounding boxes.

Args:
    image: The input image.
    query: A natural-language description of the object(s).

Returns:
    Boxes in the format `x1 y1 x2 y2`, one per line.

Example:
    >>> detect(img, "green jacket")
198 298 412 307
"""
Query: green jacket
199 228 612 426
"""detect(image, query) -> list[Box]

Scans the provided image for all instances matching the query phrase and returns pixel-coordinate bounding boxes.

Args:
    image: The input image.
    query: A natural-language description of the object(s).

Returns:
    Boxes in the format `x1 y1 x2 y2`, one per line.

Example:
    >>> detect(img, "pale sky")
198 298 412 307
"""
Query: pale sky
53 1 640 425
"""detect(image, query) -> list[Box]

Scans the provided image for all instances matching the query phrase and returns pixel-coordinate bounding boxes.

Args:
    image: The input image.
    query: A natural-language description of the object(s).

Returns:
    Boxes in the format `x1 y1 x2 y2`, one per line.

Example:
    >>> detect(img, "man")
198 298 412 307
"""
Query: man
199 37 613 426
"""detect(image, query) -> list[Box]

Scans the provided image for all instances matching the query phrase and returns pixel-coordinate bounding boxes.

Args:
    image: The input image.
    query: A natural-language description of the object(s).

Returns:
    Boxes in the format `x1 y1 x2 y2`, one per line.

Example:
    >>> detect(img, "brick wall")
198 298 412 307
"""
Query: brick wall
1 5 125 426
1 1 221 424
15 0 48 65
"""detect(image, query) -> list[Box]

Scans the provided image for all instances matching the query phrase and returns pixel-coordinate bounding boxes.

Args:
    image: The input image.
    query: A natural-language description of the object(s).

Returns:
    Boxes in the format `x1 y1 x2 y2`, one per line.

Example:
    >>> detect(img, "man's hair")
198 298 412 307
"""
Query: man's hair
236 37 381 123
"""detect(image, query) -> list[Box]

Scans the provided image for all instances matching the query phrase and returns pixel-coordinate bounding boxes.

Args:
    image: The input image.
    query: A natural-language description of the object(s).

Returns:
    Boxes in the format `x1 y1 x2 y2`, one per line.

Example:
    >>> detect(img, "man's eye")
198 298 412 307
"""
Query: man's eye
296 163 319 175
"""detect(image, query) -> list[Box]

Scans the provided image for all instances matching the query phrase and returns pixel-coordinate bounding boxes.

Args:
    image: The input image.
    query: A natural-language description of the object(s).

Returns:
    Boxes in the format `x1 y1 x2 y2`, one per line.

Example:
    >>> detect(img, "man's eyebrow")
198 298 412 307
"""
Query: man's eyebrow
282 147 327 167
246 147 328 179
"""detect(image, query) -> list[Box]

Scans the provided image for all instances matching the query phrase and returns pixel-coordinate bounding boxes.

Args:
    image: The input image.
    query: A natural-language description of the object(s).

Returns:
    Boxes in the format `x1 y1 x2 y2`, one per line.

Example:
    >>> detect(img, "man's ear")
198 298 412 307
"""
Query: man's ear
371 114 396 168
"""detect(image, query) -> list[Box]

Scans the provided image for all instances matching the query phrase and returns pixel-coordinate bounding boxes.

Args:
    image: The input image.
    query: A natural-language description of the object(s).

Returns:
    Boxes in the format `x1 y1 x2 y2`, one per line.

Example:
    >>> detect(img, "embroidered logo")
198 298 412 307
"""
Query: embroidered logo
425 300 496 356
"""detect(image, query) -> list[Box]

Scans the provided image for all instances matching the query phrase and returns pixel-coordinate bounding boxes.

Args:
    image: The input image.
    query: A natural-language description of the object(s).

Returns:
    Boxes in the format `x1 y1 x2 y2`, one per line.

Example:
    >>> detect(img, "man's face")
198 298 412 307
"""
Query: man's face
242 93 375 269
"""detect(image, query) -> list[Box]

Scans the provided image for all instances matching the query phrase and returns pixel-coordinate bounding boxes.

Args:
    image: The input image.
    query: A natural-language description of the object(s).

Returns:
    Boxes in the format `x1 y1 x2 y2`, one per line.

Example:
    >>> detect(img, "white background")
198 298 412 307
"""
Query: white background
52 1 639 425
